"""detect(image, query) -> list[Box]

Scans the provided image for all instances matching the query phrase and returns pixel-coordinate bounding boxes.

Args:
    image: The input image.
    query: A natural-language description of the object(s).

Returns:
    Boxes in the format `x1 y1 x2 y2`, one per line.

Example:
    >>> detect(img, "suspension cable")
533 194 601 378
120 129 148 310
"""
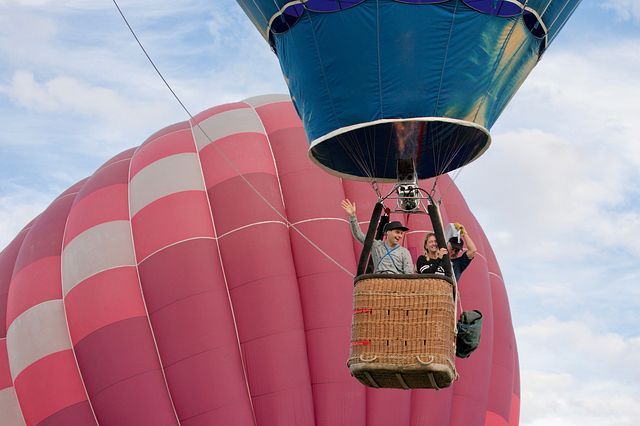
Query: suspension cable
112 0 354 277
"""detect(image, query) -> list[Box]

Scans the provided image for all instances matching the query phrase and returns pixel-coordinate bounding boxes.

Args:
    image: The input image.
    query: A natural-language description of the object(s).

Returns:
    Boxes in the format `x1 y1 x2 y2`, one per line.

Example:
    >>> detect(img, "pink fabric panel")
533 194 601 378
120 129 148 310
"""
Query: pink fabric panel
6 257 60 327
0 339 12 389
74 159 130 205
254 101 299 136
64 267 146 343
410 389 454 425
486 273 516 422
130 128 196 178
215 221 288 290
191 102 250 124
206 173 284 236
57 180 86 199
241 329 312 425
6 190 95 425
73 317 176 425
367 390 412 425
37 401 96 426
136 238 254 423
509 349 521 425
0 230 28 336
88 370 176 426
136 238 225 313
163 345 254 425
96 148 136 171
199 133 275 189
62 152 177 425
142 122 190 147
13 351 91 426
131 190 215 262
508 392 520 426
217 226 313 417
201 116 314 423
131 127 255 423
63 184 129 245
484 411 509 426
12 195 74 277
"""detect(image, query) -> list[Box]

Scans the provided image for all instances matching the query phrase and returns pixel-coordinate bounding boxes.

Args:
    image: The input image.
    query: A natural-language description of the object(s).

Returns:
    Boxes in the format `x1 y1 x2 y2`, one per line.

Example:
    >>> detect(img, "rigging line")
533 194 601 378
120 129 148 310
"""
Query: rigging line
336 133 374 180
352 124 377 180
381 121 394 179
439 144 466 201
438 127 471 177
435 122 449 177
248 0 270 28
112 0 194 119
547 0 582 42
367 123 377 178
437 167 465 204
112 0 354 278
439 125 463 176
431 121 448 179
345 127 372 179
539 0 555 19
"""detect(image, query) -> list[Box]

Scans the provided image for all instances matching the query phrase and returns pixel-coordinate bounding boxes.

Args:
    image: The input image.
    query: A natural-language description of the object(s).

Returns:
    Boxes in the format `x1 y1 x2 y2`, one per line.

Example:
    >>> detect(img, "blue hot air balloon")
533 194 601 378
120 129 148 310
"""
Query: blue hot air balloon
235 0 582 181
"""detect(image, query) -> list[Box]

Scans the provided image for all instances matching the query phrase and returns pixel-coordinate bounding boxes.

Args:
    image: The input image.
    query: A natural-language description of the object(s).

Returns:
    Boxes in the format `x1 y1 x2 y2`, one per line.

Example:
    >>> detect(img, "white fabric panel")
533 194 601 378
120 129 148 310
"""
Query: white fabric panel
0 387 25 426
6 300 70 380
193 108 265 151
62 220 135 294
129 152 205 216
243 94 291 108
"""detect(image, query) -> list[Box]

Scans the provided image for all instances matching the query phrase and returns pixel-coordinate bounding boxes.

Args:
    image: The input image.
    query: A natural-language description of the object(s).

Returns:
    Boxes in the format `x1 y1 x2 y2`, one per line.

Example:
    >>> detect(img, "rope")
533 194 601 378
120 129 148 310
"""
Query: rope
111 0 354 278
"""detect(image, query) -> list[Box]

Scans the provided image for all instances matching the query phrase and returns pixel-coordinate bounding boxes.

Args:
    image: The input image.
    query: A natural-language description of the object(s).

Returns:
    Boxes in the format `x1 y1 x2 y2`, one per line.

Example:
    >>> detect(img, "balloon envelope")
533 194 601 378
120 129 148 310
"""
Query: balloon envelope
236 0 582 180
0 96 518 425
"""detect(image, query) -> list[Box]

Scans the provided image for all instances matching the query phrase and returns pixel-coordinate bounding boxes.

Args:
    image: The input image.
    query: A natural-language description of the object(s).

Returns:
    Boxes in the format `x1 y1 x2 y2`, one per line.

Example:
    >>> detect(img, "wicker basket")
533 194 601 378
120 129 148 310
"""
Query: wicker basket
348 274 457 389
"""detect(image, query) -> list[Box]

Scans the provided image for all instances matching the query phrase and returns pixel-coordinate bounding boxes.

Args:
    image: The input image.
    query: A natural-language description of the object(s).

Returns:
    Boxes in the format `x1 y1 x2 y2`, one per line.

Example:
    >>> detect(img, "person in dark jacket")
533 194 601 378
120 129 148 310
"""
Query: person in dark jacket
448 223 477 281
416 232 447 276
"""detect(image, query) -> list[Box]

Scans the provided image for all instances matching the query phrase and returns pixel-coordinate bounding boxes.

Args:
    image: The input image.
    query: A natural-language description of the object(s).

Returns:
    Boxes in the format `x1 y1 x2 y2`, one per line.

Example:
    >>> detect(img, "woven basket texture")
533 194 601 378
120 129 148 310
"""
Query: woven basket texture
348 275 457 389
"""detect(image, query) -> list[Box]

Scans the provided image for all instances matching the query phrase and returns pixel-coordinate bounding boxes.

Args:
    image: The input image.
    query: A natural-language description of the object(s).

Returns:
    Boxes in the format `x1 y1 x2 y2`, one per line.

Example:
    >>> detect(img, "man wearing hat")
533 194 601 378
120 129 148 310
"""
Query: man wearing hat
341 199 414 274
448 223 477 281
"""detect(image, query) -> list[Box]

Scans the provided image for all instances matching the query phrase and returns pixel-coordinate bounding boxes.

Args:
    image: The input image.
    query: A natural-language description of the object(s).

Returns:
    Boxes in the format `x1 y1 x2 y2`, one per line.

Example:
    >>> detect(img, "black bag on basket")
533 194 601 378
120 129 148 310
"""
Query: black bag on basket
456 310 483 358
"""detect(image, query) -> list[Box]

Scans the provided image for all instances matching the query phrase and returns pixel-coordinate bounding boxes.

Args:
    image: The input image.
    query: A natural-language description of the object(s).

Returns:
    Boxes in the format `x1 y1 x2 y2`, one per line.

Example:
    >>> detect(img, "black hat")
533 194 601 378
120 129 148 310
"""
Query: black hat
384 221 409 232
448 236 464 250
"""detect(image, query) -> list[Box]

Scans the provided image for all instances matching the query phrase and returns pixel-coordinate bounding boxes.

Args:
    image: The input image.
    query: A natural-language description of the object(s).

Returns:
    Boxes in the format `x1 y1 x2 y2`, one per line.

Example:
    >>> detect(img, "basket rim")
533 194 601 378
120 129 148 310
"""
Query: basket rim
354 273 454 286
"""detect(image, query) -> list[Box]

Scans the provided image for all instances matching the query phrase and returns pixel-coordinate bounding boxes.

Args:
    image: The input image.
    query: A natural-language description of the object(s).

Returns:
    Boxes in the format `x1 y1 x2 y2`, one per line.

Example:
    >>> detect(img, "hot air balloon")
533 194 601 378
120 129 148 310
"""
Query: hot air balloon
234 0 580 393
0 96 518 425
236 0 582 181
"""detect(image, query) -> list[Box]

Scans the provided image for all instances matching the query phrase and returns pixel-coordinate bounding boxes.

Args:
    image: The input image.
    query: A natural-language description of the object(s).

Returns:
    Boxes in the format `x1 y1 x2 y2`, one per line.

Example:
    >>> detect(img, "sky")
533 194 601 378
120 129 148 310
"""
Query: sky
1 1 639 424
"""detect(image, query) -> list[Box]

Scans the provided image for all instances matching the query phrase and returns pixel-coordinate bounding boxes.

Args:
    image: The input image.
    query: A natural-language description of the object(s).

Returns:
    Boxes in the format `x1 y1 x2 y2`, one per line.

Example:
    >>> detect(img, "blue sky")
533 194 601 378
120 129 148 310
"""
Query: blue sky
1 1 639 424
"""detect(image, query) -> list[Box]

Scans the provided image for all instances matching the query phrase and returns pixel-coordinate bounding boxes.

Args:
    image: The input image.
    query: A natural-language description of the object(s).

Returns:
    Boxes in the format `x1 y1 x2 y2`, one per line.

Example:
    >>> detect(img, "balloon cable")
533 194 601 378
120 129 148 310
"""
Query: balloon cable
111 0 355 278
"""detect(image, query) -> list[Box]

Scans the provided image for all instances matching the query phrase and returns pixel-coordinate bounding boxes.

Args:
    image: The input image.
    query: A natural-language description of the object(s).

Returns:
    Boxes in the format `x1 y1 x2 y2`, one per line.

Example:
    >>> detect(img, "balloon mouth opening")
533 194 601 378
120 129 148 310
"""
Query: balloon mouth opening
308 117 491 182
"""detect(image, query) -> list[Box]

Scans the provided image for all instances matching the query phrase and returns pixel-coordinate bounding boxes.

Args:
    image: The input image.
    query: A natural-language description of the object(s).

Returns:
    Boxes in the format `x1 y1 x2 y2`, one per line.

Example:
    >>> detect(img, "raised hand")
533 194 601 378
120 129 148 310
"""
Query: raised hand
341 199 357 216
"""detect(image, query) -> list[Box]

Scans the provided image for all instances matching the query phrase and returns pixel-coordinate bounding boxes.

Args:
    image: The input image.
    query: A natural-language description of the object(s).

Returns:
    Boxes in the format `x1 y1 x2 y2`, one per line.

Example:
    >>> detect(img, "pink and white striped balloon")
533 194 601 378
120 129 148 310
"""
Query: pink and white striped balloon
0 95 519 426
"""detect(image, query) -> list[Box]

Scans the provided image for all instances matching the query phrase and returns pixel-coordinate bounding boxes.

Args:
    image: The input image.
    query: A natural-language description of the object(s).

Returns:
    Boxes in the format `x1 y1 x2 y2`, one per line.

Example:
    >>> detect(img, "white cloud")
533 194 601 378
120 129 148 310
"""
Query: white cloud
518 317 640 425
521 370 639 426
0 185 54 248
458 39 640 261
602 0 640 23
